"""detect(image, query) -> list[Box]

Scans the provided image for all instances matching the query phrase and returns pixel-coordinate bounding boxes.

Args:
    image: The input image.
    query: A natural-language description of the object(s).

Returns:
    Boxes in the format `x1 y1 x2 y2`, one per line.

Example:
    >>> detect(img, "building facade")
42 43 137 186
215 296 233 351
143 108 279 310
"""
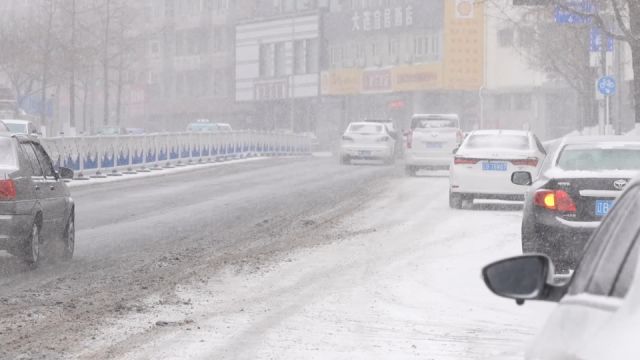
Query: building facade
318 0 485 145
234 0 323 132
133 0 247 132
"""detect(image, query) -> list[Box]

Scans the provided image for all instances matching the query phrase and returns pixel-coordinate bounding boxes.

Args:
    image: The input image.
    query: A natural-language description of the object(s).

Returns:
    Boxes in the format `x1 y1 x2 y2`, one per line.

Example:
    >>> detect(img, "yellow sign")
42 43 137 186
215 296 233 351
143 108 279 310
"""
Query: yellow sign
443 0 485 90
321 0 485 95
321 69 363 96
393 63 443 92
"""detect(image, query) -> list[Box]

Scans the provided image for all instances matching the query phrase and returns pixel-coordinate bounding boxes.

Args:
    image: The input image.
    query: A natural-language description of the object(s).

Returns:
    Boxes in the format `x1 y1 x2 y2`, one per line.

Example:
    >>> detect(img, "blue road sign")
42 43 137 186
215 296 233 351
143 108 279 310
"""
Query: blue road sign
555 1 594 25
597 76 617 96
590 28 614 52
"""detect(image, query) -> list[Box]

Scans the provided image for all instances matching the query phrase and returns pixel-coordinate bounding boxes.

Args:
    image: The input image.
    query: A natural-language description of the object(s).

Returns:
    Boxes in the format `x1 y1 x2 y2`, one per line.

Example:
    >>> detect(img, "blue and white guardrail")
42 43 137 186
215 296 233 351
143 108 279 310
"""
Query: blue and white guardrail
40 131 312 178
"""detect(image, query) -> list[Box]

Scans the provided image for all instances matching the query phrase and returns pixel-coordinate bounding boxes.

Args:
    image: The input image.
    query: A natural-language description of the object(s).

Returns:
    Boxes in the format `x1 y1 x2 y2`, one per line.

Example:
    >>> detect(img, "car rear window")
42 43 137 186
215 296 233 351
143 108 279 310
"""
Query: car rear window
557 145 640 171
348 124 383 134
464 134 530 150
0 137 18 169
411 117 458 129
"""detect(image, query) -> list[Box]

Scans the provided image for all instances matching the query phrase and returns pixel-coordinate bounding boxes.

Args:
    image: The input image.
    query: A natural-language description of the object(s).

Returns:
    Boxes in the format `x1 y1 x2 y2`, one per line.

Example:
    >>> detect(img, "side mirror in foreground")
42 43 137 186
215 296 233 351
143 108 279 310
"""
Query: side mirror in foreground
511 171 533 186
482 254 566 305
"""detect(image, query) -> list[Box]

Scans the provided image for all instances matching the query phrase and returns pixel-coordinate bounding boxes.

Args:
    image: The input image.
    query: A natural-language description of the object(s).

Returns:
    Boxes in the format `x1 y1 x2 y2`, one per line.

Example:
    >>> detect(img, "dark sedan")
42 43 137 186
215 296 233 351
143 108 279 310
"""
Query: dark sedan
511 136 640 272
0 133 75 267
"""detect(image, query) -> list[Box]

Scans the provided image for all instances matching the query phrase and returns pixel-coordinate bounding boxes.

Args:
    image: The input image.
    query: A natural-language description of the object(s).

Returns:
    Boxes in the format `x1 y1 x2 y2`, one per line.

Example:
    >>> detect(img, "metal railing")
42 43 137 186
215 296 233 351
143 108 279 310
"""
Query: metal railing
40 131 312 178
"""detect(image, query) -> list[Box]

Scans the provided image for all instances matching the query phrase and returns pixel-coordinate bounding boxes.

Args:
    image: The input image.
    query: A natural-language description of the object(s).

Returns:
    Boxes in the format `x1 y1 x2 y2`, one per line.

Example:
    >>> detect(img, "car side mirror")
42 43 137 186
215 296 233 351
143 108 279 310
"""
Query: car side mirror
482 255 565 305
58 167 74 180
511 171 532 186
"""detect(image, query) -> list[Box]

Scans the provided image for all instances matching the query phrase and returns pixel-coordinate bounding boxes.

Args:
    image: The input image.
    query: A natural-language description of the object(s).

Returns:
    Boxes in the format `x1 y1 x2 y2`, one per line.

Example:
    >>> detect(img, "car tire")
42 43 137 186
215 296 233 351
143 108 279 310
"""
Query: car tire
449 191 463 209
22 222 42 268
61 213 75 261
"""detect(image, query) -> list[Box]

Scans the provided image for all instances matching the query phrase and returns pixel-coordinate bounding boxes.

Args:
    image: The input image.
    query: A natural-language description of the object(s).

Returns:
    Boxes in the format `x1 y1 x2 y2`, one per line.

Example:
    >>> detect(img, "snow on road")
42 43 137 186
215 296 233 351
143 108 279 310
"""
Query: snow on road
88 173 555 360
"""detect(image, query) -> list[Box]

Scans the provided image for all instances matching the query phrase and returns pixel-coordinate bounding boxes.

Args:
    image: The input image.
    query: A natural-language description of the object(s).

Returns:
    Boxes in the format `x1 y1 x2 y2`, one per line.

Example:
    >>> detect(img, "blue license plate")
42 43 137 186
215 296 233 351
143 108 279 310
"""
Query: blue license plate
425 142 442 149
482 162 508 171
595 200 615 217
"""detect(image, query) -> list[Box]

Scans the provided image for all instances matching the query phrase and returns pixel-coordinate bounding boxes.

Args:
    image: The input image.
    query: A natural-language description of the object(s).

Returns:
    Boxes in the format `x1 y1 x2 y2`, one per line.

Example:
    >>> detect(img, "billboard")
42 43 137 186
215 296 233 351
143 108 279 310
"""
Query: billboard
321 0 485 95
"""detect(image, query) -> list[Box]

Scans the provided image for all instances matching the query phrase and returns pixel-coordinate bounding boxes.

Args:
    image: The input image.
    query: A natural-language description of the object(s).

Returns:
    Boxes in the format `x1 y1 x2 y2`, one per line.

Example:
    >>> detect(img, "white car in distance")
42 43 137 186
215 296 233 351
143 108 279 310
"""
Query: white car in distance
2 119 40 136
449 129 546 208
340 122 395 165
404 114 463 176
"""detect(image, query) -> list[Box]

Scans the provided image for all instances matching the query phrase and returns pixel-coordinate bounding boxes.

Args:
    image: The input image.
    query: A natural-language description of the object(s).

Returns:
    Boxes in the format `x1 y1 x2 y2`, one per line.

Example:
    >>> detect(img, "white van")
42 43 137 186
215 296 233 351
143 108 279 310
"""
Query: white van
404 114 463 176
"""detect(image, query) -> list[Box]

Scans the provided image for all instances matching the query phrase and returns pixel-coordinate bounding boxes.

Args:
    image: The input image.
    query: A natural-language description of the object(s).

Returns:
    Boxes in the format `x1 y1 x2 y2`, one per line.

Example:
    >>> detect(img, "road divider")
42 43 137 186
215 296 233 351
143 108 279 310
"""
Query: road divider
40 131 312 179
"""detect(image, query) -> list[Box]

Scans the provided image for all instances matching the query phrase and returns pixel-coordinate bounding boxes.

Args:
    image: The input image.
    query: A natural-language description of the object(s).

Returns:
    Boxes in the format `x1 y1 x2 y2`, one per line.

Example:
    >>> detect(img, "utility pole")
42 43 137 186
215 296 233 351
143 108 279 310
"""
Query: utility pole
103 0 111 126
69 0 76 130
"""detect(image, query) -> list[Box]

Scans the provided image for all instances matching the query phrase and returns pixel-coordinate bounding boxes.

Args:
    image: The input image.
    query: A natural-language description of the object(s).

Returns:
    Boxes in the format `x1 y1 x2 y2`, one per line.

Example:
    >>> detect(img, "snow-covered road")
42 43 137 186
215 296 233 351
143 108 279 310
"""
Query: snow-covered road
91 172 555 359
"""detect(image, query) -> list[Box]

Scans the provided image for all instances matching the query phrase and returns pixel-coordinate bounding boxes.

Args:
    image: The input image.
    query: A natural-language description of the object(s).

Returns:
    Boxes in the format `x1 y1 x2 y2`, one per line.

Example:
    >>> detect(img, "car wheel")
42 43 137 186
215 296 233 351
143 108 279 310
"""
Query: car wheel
449 191 463 209
61 213 75 261
23 222 41 268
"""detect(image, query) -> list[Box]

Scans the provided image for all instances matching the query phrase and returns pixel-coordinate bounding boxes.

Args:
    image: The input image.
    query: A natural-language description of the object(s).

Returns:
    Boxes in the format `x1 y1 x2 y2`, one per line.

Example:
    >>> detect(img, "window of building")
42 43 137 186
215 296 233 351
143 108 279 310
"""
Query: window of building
294 40 306 75
331 46 344 67
275 42 287 76
260 43 275 78
498 28 514 47
388 38 399 58
306 38 319 73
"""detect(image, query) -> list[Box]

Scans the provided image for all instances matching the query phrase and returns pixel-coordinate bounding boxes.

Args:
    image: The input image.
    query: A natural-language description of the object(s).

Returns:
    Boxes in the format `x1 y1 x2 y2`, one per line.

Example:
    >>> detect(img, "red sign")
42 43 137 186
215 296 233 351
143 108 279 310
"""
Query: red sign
388 99 406 109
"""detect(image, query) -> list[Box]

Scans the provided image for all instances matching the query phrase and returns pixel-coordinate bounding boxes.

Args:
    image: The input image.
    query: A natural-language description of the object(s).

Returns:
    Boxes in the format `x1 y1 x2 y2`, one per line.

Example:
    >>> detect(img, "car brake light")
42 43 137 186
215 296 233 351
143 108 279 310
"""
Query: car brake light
0 179 16 201
342 135 354 141
511 158 539 167
534 189 576 212
454 157 480 165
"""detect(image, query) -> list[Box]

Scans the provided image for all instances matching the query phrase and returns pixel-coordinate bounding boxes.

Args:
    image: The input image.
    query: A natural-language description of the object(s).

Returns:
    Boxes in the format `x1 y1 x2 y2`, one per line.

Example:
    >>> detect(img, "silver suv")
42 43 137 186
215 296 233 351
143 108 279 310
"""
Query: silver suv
0 134 75 267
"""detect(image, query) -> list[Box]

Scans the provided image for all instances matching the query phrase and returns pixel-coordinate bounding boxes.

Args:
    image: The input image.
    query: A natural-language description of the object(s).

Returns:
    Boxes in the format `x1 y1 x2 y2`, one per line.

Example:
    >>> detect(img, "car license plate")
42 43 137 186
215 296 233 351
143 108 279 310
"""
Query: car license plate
424 142 442 149
482 162 508 171
595 200 615 217
358 150 371 156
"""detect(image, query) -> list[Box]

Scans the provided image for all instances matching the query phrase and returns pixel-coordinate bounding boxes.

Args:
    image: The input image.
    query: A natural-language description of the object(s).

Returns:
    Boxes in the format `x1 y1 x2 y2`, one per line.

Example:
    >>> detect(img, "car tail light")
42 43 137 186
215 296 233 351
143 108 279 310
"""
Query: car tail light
511 158 539 167
0 179 16 201
534 189 576 212
406 131 413 149
453 157 480 165
342 135 354 141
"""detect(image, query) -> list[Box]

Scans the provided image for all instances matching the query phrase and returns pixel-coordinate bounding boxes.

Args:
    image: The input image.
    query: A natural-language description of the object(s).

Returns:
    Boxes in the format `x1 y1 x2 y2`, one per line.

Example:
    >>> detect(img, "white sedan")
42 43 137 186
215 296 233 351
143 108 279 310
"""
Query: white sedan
449 130 546 208
340 122 395 165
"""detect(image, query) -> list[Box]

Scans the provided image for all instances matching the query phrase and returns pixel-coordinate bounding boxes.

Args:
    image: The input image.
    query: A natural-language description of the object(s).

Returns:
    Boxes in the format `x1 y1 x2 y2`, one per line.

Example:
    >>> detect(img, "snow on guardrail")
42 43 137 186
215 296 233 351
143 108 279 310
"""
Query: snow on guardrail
40 131 312 179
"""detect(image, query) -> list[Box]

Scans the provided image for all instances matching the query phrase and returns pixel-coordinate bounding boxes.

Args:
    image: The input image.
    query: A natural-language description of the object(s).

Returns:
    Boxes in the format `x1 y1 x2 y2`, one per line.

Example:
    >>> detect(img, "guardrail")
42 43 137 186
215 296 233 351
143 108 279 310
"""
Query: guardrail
40 131 312 178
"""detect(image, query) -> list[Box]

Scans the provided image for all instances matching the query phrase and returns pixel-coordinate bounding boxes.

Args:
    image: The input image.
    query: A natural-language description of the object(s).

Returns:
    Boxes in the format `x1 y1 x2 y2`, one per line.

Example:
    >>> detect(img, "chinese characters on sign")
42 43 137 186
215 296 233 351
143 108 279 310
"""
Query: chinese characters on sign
352 6 414 32
255 80 288 101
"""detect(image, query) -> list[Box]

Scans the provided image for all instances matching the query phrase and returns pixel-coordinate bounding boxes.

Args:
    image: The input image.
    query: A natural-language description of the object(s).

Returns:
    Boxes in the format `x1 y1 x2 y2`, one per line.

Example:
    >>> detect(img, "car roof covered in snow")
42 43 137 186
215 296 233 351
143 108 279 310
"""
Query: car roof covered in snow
468 129 531 136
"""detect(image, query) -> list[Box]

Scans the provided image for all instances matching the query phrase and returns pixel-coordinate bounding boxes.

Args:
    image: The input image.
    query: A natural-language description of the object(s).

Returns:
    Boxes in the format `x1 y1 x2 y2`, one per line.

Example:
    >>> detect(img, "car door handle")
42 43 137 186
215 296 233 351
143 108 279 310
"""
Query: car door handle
34 185 40 191
49 185 56 191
